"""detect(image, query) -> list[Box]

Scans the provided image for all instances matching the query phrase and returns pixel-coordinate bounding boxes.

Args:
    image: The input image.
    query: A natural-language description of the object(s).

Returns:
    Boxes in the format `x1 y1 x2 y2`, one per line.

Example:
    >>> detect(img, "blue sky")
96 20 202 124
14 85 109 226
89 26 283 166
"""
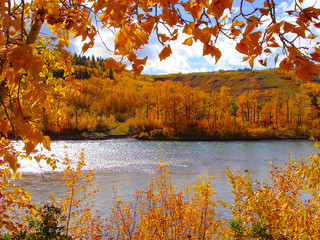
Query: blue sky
68 0 319 75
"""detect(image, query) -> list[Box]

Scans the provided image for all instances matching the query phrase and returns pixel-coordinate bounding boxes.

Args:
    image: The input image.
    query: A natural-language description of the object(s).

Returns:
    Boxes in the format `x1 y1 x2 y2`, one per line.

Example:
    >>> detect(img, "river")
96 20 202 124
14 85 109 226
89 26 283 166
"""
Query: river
15 139 316 219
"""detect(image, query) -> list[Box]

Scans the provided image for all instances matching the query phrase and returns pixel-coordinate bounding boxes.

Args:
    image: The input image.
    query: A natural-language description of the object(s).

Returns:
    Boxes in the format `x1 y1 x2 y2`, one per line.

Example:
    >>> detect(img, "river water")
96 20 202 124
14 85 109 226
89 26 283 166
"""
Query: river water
15 139 316 219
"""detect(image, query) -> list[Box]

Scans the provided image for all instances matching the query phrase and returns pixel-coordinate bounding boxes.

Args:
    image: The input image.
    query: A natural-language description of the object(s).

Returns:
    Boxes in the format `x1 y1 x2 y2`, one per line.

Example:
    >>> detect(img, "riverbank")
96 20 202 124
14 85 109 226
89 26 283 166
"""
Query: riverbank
47 131 311 142
48 131 133 140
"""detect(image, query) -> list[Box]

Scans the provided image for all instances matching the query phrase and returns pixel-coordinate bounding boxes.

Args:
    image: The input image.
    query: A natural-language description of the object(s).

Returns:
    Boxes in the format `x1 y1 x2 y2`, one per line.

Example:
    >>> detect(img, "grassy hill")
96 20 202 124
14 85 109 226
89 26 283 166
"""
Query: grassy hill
153 69 304 96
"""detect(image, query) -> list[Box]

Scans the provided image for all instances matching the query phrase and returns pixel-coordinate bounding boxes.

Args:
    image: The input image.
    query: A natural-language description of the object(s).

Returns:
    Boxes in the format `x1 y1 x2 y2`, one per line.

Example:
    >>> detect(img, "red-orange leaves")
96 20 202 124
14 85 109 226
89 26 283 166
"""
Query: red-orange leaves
311 48 320 62
195 27 211 44
104 58 119 69
243 16 259 36
236 31 262 56
9 45 43 74
0 119 8 136
259 8 269 15
296 61 315 82
236 42 248 55
81 41 94 53
283 22 295 33
203 44 221 63
140 17 156 34
279 58 293 71
209 0 233 19
104 58 126 73
4 152 18 172
159 45 172 61
132 56 148 75
181 1 202 21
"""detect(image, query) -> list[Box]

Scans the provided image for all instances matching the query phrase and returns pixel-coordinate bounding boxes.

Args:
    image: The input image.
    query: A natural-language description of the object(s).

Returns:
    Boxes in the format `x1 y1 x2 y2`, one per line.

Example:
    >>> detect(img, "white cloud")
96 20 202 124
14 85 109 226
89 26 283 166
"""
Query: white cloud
68 0 319 74
69 27 117 59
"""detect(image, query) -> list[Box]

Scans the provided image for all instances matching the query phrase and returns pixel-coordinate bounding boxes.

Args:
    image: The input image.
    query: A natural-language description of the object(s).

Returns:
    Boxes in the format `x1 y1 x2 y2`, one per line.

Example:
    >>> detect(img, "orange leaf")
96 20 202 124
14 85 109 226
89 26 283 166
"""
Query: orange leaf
158 34 170 42
259 8 269 15
104 58 119 69
283 22 295 33
274 54 279 65
0 119 8 136
268 23 281 34
4 153 18 172
132 64 144 75
236 42 248 55
279 58 293 71
141 18 156 34
310 51 320 62
159 45 172 61
43 135 51 151
267 42 280 48
249 31 261 43
81 41 94 53
203 44 221 63
244 16 259 36
25 141 36 156
296 61 315 82
183 23 194 35
292 27 306 38
258 59 267 66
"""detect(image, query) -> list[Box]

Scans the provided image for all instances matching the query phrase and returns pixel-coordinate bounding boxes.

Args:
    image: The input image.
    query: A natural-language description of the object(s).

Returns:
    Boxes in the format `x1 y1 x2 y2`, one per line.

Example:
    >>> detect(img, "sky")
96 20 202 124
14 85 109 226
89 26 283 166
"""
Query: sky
68 0 320 75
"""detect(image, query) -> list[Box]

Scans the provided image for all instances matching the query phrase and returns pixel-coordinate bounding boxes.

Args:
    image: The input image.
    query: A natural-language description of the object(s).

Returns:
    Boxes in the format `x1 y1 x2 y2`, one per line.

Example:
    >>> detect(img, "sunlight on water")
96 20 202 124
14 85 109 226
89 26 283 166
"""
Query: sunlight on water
15 139 315 218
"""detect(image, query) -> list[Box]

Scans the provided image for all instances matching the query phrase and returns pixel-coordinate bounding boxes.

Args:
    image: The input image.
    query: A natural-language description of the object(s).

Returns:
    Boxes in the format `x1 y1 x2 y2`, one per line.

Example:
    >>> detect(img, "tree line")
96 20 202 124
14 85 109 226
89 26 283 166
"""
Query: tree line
36 63 320 140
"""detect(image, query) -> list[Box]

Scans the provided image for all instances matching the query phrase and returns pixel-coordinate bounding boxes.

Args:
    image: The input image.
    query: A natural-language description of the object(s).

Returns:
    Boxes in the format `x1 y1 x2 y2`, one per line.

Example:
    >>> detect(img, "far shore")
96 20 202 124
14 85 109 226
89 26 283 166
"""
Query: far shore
47 131 311 142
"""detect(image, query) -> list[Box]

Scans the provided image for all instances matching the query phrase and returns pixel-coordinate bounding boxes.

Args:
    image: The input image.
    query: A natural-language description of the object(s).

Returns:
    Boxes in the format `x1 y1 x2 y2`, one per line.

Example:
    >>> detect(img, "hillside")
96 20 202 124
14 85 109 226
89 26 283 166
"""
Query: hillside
153 69 306 96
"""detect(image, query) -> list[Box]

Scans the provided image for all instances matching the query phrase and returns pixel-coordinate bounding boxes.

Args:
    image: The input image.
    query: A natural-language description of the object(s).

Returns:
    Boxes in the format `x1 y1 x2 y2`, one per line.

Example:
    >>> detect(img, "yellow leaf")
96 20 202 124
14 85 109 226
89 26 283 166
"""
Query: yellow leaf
183 23 193 35
249 56 255 68
43 135 51 151
232 20 245 28
148 0 158 6
183 37 193 46
307 33 317 39
159 45 172 61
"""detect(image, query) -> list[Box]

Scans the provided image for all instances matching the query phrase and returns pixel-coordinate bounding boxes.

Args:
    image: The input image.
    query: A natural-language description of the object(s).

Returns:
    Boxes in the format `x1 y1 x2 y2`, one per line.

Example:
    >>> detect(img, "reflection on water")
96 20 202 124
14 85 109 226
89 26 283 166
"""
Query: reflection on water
15 139 315 218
